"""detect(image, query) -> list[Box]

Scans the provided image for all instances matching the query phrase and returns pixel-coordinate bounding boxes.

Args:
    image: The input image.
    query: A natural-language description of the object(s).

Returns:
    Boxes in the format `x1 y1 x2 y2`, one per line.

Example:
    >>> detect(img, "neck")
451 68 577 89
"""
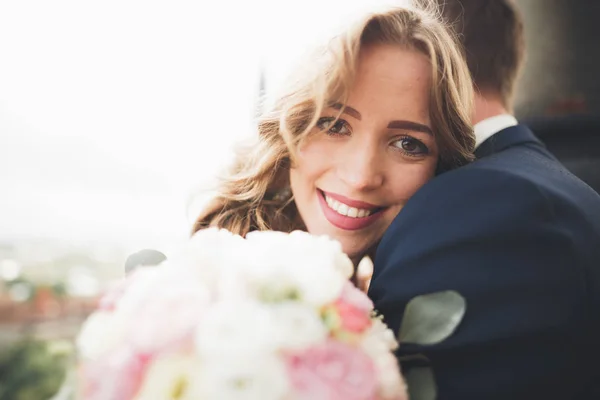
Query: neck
350 244 377 267
473 93 511 125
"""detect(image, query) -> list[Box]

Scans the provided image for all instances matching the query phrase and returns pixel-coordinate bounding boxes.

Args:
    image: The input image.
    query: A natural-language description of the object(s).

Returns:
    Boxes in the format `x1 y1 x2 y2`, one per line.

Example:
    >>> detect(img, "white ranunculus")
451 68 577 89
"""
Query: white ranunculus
361 318 405 399
245 230 353 278
288 230 354 278
194 300 276 359
171 227 249 289
244 230 352 307
290 262 345 307
195 354 290 400
361 318 399 358
187 228 248 268
373 351 407 400
268 302 328 350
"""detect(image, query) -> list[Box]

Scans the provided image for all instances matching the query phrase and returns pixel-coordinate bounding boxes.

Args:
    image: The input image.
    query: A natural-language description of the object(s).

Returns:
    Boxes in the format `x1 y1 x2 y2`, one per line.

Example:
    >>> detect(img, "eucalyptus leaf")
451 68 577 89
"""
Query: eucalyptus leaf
398 290 466 345
406 366 437 400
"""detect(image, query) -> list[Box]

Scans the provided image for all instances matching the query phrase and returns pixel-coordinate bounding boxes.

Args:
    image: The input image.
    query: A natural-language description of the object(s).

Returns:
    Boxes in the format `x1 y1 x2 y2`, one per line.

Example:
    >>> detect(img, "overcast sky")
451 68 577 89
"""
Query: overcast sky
0 0 403 250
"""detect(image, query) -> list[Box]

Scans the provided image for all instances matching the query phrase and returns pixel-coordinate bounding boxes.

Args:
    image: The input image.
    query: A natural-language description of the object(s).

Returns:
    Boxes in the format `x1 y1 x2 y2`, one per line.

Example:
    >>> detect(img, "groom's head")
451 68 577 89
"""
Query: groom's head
439 0 525 111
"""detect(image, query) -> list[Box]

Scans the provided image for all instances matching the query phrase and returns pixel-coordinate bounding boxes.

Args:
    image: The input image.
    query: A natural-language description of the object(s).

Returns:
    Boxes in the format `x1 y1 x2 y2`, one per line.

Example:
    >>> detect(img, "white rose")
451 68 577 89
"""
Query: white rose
134 354 203 400
77 266 167 360
115 266 164 315
76 311 128 361
127 278 211 353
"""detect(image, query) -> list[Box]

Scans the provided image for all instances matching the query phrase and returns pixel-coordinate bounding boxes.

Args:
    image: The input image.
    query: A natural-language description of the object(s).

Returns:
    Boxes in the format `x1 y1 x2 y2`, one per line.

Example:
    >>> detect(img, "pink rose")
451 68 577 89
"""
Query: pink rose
286 339 378 400
81 347 151 400
333 282 373 334
340 281 374 313
334 300 372 333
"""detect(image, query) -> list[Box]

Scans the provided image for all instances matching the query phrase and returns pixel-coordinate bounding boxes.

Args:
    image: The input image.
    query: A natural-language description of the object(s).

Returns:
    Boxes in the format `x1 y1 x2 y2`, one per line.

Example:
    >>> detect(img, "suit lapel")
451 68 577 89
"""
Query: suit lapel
475 125 545 159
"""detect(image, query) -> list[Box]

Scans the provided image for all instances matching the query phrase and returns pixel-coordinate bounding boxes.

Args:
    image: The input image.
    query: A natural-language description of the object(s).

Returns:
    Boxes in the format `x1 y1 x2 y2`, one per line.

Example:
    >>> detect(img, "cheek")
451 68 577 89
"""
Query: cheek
289 141 331 197
388 161 437 205
292 138 338 180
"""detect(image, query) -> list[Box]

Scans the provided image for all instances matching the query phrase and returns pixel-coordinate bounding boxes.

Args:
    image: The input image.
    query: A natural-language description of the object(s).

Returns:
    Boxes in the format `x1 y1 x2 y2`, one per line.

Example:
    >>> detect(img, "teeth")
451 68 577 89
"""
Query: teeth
325 196 334 207
338 203 348 215
324 194 373 218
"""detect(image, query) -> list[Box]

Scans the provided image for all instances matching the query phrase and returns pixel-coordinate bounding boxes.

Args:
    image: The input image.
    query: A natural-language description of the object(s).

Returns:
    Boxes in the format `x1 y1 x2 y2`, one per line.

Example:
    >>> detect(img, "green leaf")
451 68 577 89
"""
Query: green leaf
398 290 466 345
0 338 72 400
405 366 437 400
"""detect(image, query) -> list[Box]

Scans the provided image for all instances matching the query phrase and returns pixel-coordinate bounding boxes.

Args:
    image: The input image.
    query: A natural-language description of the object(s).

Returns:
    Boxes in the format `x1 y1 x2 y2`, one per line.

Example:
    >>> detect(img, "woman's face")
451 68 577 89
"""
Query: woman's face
290 44 438 262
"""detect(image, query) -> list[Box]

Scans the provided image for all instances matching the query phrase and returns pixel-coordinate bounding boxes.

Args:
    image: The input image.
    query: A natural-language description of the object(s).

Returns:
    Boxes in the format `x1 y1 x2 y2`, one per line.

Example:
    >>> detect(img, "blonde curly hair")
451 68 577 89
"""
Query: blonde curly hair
193 2 475 237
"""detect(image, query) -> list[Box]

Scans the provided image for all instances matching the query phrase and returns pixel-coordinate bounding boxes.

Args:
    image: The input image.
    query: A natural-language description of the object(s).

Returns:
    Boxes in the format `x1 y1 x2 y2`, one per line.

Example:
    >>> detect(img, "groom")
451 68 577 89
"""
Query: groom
369 1 600 399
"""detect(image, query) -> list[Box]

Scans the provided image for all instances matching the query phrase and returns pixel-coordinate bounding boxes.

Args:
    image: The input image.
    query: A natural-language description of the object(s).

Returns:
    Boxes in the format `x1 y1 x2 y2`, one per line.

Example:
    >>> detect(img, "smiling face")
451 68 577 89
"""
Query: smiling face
289 44 438 262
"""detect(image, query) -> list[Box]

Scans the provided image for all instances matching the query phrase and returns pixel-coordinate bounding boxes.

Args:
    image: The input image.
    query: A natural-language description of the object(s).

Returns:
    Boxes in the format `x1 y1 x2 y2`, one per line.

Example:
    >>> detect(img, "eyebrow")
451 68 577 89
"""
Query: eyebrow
387 120 433 135
331 103 362 120
331 103 433 135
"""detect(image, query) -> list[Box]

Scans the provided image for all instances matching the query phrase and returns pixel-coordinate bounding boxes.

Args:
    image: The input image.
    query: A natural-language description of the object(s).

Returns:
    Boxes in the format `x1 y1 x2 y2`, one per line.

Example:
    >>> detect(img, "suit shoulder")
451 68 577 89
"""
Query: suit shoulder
407 159 600 264
419 163 552 212
432 152 600 213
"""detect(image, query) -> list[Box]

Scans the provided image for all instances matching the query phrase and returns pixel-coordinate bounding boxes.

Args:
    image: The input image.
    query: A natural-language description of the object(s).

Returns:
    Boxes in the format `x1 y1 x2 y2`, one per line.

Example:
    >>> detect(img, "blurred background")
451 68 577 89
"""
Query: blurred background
0 1 598 398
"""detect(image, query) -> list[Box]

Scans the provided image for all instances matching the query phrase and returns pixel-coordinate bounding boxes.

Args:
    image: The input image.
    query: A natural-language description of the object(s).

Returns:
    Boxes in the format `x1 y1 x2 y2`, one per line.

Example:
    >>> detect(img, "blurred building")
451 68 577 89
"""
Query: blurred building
516 1 600 118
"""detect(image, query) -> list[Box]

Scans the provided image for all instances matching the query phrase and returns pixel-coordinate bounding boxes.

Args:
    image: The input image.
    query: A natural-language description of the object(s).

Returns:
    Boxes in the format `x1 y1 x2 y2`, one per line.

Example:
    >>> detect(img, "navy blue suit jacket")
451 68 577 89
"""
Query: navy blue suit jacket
371 125 600 399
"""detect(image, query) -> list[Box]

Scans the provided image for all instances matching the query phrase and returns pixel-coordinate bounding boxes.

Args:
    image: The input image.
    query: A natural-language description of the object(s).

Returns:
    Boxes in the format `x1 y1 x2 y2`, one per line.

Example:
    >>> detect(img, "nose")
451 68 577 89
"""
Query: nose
336 139 384 191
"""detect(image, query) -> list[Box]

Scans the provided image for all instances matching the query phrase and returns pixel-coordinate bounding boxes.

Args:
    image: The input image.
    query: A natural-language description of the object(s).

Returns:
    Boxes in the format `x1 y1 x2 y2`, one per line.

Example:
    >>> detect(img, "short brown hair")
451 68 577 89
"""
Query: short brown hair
439 0 525 109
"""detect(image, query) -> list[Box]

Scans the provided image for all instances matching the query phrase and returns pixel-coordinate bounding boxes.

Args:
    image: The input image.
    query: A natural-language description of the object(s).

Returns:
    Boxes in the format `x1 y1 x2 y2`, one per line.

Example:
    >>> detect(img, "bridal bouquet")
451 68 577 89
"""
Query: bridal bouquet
76 228 407 400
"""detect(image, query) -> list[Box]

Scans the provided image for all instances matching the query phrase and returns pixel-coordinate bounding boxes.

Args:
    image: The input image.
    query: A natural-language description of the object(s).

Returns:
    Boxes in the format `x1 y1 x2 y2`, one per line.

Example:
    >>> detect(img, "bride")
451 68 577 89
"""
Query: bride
192 3 475 266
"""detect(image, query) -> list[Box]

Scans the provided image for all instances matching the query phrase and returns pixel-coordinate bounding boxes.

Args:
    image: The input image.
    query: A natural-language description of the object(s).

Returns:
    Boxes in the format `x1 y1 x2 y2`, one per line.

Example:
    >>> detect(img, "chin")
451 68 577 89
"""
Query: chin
336 238 373 262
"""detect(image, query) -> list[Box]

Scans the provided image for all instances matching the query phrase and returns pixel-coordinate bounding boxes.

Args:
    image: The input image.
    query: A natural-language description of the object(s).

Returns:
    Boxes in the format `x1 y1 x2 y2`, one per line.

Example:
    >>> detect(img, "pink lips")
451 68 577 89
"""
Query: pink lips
318 190 385 231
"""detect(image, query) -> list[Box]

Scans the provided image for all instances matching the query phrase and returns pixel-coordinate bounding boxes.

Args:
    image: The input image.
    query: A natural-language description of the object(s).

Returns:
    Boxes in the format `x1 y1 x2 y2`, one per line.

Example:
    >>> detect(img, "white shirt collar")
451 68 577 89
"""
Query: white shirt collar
474 114 518 149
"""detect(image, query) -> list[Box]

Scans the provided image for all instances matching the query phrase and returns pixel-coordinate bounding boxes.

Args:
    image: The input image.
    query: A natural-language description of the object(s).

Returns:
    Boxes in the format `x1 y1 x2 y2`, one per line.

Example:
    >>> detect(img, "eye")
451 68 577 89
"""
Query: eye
316 117 351 136
392 136 430 156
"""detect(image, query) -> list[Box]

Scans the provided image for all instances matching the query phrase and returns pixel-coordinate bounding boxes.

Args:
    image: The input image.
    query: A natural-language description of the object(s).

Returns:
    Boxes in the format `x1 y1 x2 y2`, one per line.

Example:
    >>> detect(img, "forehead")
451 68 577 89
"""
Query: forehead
350 43 432 101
